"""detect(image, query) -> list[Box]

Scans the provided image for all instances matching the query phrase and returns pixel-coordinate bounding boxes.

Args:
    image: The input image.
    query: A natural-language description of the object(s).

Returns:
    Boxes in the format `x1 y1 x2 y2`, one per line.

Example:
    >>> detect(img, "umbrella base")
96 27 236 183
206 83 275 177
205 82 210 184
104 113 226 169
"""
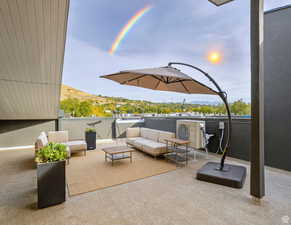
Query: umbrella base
196 162 247 188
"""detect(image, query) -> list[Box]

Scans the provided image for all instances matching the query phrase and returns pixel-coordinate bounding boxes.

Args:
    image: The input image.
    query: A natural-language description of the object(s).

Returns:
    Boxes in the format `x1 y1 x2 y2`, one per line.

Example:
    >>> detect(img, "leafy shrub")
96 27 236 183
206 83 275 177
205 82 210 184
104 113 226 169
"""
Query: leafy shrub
85 128 96 133
35 143 68 163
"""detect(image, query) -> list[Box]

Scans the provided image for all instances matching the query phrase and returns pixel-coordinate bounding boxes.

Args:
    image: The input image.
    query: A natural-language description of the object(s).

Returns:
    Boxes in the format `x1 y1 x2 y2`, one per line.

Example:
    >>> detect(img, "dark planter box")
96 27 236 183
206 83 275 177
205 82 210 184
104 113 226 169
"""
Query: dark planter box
37 160 66 209
85 131 96 150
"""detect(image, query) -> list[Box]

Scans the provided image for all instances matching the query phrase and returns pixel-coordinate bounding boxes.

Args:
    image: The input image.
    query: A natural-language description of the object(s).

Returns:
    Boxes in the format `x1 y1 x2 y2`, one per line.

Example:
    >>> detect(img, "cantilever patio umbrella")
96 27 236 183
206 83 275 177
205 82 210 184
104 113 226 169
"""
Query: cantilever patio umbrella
101 66 218 95
101 62 246 188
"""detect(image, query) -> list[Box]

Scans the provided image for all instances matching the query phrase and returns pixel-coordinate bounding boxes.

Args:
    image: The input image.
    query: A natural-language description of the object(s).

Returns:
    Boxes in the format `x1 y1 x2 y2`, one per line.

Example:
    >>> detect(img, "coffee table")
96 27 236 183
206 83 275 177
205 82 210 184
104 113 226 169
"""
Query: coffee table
102 146 134 166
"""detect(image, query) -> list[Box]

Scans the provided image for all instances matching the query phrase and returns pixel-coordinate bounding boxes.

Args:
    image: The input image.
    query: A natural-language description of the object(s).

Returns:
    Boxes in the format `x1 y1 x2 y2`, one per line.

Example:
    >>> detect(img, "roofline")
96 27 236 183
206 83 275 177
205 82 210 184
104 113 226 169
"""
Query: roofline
265 4 291 15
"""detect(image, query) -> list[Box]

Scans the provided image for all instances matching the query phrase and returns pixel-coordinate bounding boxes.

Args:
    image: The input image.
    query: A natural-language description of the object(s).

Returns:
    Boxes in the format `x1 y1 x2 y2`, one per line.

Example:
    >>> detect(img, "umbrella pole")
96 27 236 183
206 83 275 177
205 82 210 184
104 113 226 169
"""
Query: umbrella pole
218 92 232 170
168 62 246 188
168 62 231 170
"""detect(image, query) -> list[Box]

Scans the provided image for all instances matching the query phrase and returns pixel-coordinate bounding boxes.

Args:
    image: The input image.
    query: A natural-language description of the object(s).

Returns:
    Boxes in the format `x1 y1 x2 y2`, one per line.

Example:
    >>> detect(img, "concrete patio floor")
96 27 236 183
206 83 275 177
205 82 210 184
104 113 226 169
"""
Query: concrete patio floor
0 141 291 225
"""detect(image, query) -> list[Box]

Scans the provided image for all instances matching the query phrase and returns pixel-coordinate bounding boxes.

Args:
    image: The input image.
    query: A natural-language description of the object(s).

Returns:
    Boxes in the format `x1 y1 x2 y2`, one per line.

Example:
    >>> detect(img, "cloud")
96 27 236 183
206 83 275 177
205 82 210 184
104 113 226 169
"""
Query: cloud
63 0 289 103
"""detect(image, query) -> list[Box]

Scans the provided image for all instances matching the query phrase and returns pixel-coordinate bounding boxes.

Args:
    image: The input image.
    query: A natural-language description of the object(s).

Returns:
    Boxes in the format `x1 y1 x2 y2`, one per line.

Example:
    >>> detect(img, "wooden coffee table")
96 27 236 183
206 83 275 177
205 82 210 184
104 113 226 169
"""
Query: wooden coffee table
102 146 134 166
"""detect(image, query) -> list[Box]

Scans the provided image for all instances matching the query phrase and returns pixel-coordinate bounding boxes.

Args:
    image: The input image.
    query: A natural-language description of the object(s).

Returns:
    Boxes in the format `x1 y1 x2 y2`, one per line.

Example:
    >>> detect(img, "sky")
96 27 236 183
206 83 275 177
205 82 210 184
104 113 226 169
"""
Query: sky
62 0 291 104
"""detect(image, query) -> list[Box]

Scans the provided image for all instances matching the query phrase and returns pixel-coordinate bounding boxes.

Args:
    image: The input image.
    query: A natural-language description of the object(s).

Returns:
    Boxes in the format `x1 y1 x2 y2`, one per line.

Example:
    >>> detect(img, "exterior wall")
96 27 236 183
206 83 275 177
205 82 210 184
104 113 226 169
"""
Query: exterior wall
0 118 144 148
0 120 55 148
264 6 291 171
60 118 115 140
60 118 144 140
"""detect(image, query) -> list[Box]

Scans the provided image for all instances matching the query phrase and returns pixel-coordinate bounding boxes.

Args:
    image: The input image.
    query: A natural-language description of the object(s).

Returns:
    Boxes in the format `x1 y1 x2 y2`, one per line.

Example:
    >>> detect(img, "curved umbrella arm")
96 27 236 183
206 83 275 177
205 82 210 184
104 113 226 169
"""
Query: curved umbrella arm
168 62 231 170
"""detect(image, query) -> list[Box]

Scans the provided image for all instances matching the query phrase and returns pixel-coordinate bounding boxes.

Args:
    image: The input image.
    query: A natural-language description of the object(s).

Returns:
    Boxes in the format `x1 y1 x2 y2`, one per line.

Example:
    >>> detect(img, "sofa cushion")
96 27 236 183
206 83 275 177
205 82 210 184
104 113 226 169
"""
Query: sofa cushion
126 137 142 146
131 138 145 150
48 131 69 143
126 127 140 138
135 139 167 156
65 140 87 152
140 128 159 142
134 138 166 154
158 131 175 144
140 128 149 137
135 139 166 149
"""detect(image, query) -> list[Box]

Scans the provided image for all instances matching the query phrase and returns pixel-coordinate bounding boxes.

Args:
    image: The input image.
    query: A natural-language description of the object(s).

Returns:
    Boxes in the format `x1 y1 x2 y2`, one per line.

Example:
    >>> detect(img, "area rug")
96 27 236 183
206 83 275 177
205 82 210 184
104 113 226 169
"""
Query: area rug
66 147 177 196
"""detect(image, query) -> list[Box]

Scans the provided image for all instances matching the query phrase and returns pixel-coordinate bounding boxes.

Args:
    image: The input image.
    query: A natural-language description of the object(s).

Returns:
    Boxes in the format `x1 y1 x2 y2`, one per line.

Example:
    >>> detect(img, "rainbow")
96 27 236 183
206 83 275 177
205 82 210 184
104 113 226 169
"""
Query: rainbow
109 5 153 55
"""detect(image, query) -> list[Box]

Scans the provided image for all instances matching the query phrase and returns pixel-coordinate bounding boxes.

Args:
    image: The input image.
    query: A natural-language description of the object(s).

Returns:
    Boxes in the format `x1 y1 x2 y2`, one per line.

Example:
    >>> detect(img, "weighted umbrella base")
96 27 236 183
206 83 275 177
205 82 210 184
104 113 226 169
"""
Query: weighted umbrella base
196 162 246 188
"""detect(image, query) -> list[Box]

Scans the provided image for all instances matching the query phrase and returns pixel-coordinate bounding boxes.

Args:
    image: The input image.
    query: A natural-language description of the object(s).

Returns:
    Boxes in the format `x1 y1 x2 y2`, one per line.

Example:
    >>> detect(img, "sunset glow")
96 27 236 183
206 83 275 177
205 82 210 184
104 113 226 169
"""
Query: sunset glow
208 52 222 64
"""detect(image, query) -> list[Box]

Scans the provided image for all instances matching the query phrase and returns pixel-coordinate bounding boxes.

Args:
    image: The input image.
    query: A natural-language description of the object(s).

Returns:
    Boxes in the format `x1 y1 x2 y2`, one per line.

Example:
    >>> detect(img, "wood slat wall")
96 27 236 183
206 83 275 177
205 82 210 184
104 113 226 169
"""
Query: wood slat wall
0 0 69 119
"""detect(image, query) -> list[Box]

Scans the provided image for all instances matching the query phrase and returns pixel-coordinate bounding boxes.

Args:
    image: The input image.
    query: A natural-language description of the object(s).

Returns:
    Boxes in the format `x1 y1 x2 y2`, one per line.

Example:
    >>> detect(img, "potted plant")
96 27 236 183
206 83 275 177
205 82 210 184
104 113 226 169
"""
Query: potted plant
85 128 96 150
35 143 68 209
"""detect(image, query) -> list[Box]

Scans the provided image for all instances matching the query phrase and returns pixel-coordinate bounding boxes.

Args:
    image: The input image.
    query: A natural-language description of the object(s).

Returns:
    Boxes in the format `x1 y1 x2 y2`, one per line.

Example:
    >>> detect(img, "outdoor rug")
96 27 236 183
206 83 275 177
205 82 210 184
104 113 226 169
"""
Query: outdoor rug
66 146 177 196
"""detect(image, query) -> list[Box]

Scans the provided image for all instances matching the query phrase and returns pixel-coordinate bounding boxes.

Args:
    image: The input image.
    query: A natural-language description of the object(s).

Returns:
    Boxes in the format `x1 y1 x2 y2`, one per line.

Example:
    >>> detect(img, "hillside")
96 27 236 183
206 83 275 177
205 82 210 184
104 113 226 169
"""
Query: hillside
61 84 147 105
61 84 109 103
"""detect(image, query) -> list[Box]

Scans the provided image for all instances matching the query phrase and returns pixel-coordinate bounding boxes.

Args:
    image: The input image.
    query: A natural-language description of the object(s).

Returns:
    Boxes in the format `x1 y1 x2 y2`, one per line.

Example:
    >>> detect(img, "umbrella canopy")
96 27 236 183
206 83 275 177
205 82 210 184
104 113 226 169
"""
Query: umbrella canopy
100 66 218 95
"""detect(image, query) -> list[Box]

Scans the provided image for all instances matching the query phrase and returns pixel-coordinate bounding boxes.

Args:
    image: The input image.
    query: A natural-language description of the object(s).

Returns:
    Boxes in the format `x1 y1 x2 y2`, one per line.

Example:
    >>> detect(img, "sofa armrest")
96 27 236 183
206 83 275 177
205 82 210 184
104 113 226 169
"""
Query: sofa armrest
126 127 141 138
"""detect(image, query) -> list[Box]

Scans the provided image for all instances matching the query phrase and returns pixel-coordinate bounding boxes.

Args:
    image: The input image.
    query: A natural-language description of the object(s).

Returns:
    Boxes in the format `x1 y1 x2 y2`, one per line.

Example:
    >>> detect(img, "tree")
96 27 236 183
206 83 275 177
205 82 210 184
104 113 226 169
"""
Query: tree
79 101 93 117
231 99 250 115
60 97 251 117
60 98 80 117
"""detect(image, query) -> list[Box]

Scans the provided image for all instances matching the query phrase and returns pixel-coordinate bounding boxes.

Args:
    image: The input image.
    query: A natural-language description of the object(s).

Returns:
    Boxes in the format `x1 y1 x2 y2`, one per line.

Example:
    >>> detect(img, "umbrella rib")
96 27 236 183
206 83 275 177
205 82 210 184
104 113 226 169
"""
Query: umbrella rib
154 80 161 90
168 79 190 84
152 75 166 83
121 75 147 84
181 81 190 94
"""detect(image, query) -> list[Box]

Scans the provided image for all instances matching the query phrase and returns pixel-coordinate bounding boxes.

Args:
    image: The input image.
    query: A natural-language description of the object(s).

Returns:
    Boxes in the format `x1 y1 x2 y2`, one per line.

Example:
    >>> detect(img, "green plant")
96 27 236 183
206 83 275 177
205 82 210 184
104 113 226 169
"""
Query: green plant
35 143 68 163
85 128 96 133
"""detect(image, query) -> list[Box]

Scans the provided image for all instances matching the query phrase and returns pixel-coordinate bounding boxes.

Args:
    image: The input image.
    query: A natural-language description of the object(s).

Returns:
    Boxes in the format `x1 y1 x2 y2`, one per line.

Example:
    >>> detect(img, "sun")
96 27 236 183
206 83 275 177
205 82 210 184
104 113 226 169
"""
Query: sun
208 51 222 64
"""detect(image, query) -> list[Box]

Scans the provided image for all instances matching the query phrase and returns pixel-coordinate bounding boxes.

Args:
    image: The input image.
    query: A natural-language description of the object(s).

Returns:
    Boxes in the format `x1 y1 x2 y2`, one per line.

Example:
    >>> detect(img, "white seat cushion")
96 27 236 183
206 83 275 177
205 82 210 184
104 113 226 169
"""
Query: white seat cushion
64 140 87 152
130 137 147 149
135 139 166 149
134 138 167 156
126 137 142 145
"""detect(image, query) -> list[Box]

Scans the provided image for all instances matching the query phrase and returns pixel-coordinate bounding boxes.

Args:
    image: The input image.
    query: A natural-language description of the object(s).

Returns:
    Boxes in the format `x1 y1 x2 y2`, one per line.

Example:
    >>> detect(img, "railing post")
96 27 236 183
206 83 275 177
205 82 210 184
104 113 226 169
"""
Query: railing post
55 119 59 131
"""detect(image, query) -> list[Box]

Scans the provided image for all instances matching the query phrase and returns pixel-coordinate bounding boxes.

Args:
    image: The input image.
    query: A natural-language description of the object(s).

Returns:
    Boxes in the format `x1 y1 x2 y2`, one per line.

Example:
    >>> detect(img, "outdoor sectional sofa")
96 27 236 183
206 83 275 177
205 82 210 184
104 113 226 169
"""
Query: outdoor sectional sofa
126 127 175 157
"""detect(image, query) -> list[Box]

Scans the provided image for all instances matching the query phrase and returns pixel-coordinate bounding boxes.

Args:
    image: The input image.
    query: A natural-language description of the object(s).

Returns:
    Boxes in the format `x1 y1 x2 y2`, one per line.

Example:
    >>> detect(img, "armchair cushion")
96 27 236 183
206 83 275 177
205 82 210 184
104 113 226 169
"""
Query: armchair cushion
48 131 69 143
65 140 87 153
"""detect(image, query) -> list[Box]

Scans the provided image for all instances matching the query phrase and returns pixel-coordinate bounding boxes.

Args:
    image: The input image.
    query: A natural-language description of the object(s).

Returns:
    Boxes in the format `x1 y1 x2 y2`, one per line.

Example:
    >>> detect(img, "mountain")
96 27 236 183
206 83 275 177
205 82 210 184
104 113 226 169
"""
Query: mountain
188 100 221 105
61 84 108 103
61 85 146 105
60 84 220 106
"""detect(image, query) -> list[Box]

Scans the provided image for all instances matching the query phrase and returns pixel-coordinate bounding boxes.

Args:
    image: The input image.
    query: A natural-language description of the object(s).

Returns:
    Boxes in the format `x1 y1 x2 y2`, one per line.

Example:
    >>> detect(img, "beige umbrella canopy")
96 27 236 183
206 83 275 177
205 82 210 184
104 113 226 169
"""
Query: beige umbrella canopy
101 63 233 172
100 63 247 189
100 66 218 95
